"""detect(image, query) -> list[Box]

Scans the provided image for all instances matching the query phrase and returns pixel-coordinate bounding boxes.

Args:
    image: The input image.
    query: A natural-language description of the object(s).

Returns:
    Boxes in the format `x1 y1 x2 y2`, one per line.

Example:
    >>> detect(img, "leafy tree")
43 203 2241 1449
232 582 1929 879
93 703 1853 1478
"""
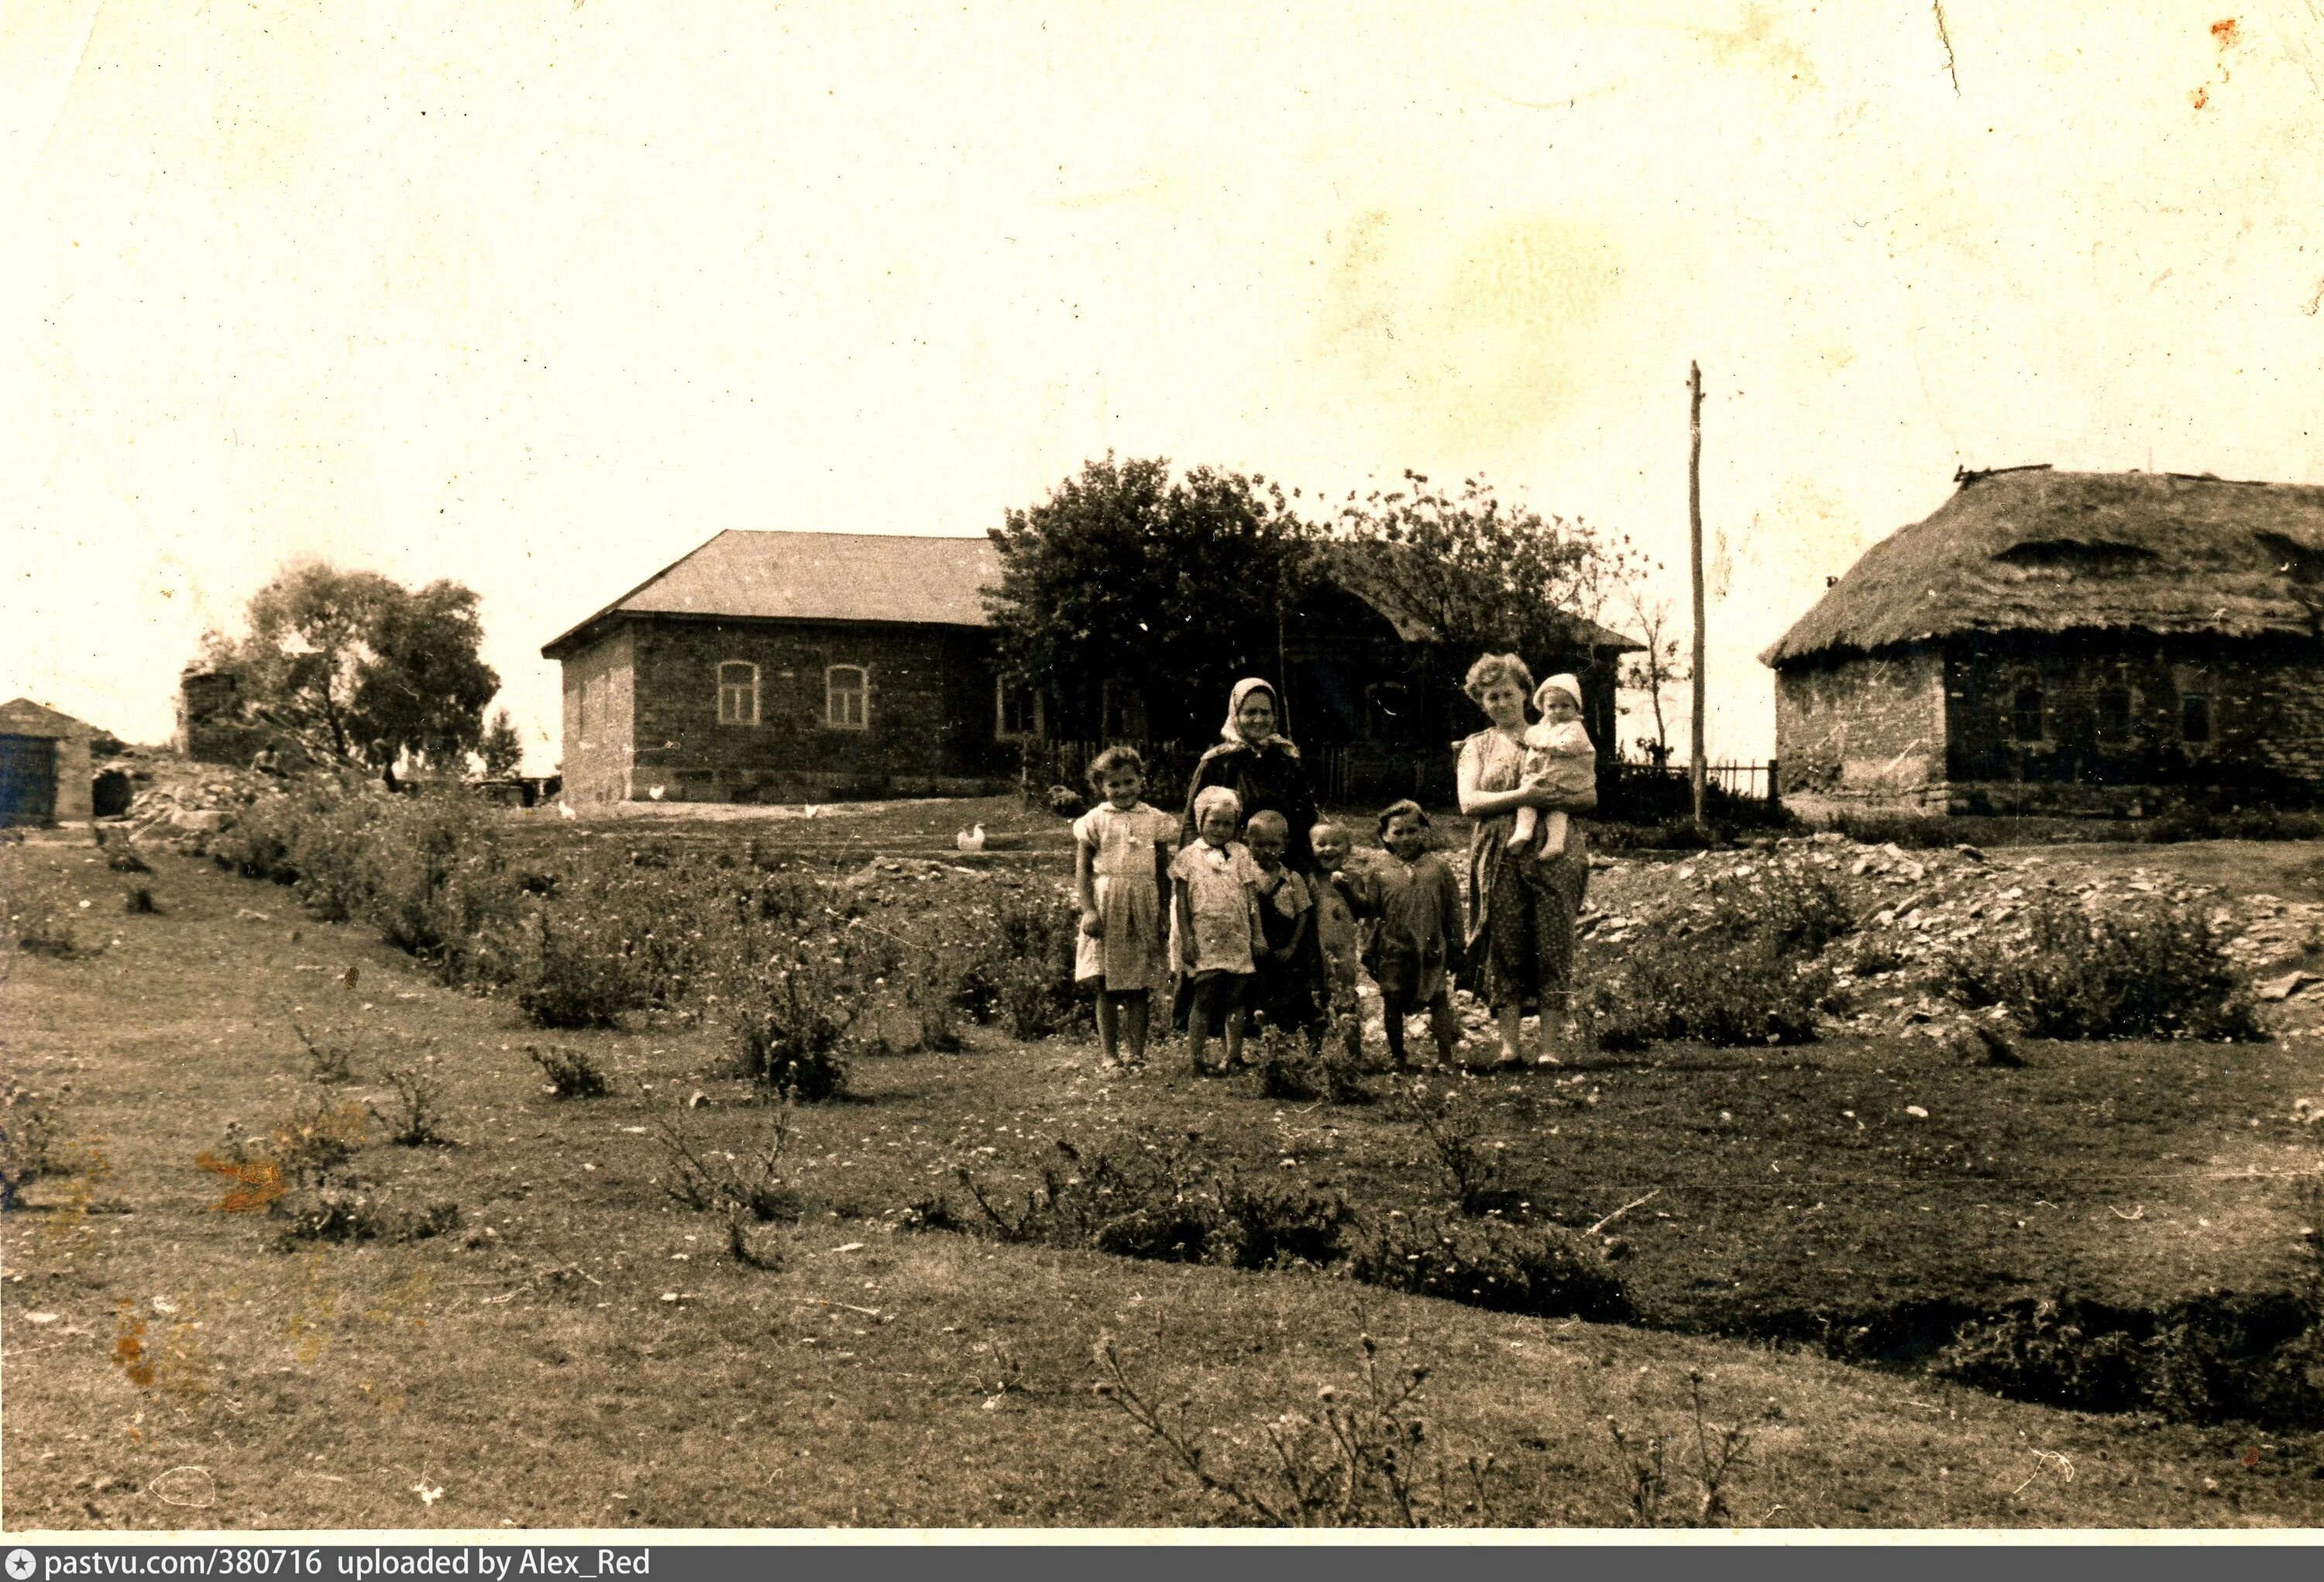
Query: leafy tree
985 456 1318 739
1332 472 1637 672
478 707 525 779
201 562 500 769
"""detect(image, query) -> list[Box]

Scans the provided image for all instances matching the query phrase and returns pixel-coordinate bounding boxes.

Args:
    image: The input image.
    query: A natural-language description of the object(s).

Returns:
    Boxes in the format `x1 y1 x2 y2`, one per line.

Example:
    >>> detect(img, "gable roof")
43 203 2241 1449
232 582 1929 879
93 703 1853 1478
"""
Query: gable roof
1760 467 2324 668
0 698 97 739
543 530 1002 658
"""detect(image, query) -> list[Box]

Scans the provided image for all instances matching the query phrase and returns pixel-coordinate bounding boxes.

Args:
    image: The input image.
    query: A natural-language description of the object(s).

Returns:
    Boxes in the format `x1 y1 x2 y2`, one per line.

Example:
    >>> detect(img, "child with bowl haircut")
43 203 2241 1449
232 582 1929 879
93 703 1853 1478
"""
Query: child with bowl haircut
1169 784 1265 1075
1364 799 1464 1068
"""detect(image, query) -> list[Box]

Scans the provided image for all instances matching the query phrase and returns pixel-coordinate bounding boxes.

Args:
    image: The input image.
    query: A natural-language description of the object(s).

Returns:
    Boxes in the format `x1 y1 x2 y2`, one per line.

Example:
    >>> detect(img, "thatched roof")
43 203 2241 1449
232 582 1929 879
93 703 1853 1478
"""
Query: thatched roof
1761 467 2324 668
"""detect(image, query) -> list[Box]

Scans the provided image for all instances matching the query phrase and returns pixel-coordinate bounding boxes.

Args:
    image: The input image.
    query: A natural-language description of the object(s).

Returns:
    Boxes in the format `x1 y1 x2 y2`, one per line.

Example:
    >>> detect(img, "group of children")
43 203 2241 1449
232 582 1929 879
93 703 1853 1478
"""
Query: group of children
1070 745 1467 1075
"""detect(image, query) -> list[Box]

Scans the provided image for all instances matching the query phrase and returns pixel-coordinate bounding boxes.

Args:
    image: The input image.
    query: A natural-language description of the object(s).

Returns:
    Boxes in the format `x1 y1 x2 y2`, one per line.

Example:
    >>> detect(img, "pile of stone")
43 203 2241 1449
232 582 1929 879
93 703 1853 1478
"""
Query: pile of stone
1577 832 2322 1045
120 754 284 838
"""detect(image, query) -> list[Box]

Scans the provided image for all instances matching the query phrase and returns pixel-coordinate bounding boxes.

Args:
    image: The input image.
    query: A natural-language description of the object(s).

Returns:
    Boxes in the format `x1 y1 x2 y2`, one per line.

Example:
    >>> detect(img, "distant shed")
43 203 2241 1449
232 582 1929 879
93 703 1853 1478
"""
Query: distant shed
0 698 98 825
1762 467 2324 818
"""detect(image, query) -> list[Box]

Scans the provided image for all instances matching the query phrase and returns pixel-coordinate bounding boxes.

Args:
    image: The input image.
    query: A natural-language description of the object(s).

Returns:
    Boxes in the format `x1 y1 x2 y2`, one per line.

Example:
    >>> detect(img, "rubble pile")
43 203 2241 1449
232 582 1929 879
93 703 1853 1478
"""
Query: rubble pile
1578 832 2324 1044
112 752 284 839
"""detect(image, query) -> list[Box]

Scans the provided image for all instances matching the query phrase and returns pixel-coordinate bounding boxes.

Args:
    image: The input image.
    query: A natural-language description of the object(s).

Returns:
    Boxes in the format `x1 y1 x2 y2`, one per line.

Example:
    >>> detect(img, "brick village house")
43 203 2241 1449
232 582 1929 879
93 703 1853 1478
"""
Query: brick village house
544 530 1637 807
1763 466 2324 820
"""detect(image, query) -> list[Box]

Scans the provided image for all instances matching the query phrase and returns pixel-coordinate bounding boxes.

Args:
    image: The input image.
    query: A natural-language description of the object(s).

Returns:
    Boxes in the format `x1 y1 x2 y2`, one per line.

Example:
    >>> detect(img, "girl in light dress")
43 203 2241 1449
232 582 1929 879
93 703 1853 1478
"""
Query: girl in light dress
1169 783 1267 1075
1073 746 1178 1069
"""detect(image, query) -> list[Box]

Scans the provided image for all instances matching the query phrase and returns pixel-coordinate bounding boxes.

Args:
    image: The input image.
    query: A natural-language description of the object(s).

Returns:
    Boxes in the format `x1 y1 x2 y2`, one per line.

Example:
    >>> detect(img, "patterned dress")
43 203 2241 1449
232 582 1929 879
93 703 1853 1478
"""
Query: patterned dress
1459 727 1590 1016
1071 801 1177 993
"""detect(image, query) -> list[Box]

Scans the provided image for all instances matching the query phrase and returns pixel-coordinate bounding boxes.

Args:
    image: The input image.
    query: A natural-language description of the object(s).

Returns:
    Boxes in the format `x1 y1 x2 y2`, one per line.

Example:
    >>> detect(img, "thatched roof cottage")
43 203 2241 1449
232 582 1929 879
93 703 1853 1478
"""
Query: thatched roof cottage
1761 466 2324 818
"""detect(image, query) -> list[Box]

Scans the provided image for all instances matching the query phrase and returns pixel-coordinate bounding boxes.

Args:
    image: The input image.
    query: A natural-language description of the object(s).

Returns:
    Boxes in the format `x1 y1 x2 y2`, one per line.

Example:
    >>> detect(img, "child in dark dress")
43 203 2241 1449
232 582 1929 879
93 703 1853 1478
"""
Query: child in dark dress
1243 810 1321 1046
1363 799 1464 1068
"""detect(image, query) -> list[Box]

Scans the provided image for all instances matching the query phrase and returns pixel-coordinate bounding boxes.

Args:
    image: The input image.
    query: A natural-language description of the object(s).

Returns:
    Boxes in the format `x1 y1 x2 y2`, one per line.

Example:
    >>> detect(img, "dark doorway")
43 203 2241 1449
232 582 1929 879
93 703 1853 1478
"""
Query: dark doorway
0 734 59 827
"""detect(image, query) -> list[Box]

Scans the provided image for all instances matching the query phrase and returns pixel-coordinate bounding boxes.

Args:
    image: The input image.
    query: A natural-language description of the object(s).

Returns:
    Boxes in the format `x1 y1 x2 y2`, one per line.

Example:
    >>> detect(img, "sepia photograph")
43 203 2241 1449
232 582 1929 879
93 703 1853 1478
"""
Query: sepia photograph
5 0 2324 1539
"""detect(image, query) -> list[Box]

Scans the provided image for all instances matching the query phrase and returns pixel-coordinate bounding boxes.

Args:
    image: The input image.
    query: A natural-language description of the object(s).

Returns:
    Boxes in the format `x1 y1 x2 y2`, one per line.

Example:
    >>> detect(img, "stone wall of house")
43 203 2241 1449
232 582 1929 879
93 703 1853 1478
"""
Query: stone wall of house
559 626 636 806
620 618 1011 802
1941 634 2324 815
1772 646 1948 818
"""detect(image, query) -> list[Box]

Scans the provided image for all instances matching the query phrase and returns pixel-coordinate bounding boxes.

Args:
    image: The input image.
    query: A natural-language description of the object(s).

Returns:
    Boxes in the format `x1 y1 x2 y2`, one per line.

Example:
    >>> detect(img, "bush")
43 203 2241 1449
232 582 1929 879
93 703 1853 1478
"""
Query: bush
274 1184 460 1248
506 910 644 1029
527 1043 609 1098
1944 892 2260 1040
0 1079 60 1211
1254 1025 1370 1105
727 947 859 1102
980 885 1083 1040
1588 862 1846 1051
1593 935 1831 1051
375 1067 455 1147
1349 1211 1632 1322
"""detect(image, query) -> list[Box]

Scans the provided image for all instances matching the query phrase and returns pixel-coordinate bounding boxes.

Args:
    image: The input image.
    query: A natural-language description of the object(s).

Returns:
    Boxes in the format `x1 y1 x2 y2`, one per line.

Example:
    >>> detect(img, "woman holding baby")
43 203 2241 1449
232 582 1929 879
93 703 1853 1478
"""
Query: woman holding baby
1456 652 1599 1067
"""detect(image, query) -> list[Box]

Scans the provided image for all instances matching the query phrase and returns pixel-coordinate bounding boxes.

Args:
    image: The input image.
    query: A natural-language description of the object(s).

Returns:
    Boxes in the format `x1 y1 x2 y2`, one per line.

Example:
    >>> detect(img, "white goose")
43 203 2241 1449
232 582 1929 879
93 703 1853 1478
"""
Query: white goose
955 823 987 854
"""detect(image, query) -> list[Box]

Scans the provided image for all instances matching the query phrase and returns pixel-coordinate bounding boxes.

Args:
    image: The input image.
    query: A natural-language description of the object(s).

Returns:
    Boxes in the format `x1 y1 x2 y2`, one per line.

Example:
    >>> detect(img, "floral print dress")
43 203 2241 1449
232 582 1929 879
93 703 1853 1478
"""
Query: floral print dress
1459 727 1590 1016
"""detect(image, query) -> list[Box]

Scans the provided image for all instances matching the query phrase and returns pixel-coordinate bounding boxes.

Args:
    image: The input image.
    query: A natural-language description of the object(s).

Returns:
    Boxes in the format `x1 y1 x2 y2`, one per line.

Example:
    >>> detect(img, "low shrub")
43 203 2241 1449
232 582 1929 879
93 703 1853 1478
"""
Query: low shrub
275 1183 460 1247
506 910 644 1029
291 1021 357 1085
527 1043 609 1098
727 947 859 1102
1254 1025 1370 1106
1349 1211 1633 1322
0 1079 60 1211
979 885 1084 1040
1398 1076 1524 1216
1593 935 1831 1051
375 1067 455 1147
1943 892 2260 1040
1934 1291 2324 1427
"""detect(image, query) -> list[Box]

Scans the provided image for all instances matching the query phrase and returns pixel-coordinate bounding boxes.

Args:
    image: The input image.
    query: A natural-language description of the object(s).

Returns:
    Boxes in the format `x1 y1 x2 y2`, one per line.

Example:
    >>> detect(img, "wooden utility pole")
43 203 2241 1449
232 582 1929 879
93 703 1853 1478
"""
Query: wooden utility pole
1688 361 1707 828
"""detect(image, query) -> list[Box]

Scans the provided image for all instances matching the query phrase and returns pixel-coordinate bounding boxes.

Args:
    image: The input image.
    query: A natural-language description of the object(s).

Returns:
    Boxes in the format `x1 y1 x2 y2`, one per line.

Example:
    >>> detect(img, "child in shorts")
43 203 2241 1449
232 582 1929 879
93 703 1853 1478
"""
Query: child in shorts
1169 784 1264 1075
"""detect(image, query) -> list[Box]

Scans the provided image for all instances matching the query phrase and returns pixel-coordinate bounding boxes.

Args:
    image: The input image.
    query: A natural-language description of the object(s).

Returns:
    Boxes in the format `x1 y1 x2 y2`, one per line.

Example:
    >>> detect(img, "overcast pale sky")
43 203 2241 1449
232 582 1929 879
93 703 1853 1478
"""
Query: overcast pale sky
6 2 2322 769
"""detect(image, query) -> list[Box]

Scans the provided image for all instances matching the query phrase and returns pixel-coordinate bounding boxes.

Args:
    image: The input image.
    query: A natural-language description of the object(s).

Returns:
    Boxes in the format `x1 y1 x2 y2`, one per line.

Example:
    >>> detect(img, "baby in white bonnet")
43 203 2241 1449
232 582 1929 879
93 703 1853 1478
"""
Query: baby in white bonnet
1507 673 1595 858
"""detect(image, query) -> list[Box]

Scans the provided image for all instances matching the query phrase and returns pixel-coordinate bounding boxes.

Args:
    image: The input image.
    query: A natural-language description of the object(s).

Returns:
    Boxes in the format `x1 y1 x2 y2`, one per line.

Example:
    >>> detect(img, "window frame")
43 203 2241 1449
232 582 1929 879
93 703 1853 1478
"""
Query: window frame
2181 692 2213 745
716 661 761 727
824 664 870 731
2095 685 2133 745
2009 682 2046 744
994 678 1041 741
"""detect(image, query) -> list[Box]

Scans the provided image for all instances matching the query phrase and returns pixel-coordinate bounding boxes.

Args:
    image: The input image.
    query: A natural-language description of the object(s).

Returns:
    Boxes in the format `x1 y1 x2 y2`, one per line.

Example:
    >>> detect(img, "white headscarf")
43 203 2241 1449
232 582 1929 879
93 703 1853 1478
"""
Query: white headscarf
1220 677 1291 749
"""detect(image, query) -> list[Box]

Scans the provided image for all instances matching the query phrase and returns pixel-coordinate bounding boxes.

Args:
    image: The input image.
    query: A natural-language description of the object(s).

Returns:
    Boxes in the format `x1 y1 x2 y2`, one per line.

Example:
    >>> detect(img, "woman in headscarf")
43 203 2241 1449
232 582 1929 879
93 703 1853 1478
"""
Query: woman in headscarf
1180 677 1322 874
1456 655 1599 1066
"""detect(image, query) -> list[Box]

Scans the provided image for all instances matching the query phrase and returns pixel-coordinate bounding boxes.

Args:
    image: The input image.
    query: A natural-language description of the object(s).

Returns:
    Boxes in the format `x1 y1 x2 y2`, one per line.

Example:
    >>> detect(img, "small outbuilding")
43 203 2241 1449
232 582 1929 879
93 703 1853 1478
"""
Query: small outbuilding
0 699 98 826
1762 466 2324 819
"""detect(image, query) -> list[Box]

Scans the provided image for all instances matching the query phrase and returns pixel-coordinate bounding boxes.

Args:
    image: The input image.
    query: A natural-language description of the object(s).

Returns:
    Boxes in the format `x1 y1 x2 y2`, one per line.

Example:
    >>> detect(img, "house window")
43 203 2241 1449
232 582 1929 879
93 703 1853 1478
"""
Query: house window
573 683 590 748
825 665 868 730
2096 687 2133 744
995 679 1040 740
2181 693 2212 745
717 662 759 726
2010 684 2045 743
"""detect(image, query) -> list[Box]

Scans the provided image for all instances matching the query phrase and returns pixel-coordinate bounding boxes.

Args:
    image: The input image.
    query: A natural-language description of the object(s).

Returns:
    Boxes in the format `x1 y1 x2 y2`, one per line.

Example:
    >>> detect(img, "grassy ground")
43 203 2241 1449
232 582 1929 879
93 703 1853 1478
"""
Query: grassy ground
3 832 2322 1529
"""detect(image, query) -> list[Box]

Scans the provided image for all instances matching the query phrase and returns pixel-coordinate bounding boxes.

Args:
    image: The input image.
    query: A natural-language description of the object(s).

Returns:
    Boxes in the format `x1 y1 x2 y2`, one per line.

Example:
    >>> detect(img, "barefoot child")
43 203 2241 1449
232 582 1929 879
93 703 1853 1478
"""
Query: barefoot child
1308 820 1371 1065
1364 800 1464 1068
1169 786 1264 1075
1074 746 1178 1069
1243 810 1318 1045
1506 674 1597 859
